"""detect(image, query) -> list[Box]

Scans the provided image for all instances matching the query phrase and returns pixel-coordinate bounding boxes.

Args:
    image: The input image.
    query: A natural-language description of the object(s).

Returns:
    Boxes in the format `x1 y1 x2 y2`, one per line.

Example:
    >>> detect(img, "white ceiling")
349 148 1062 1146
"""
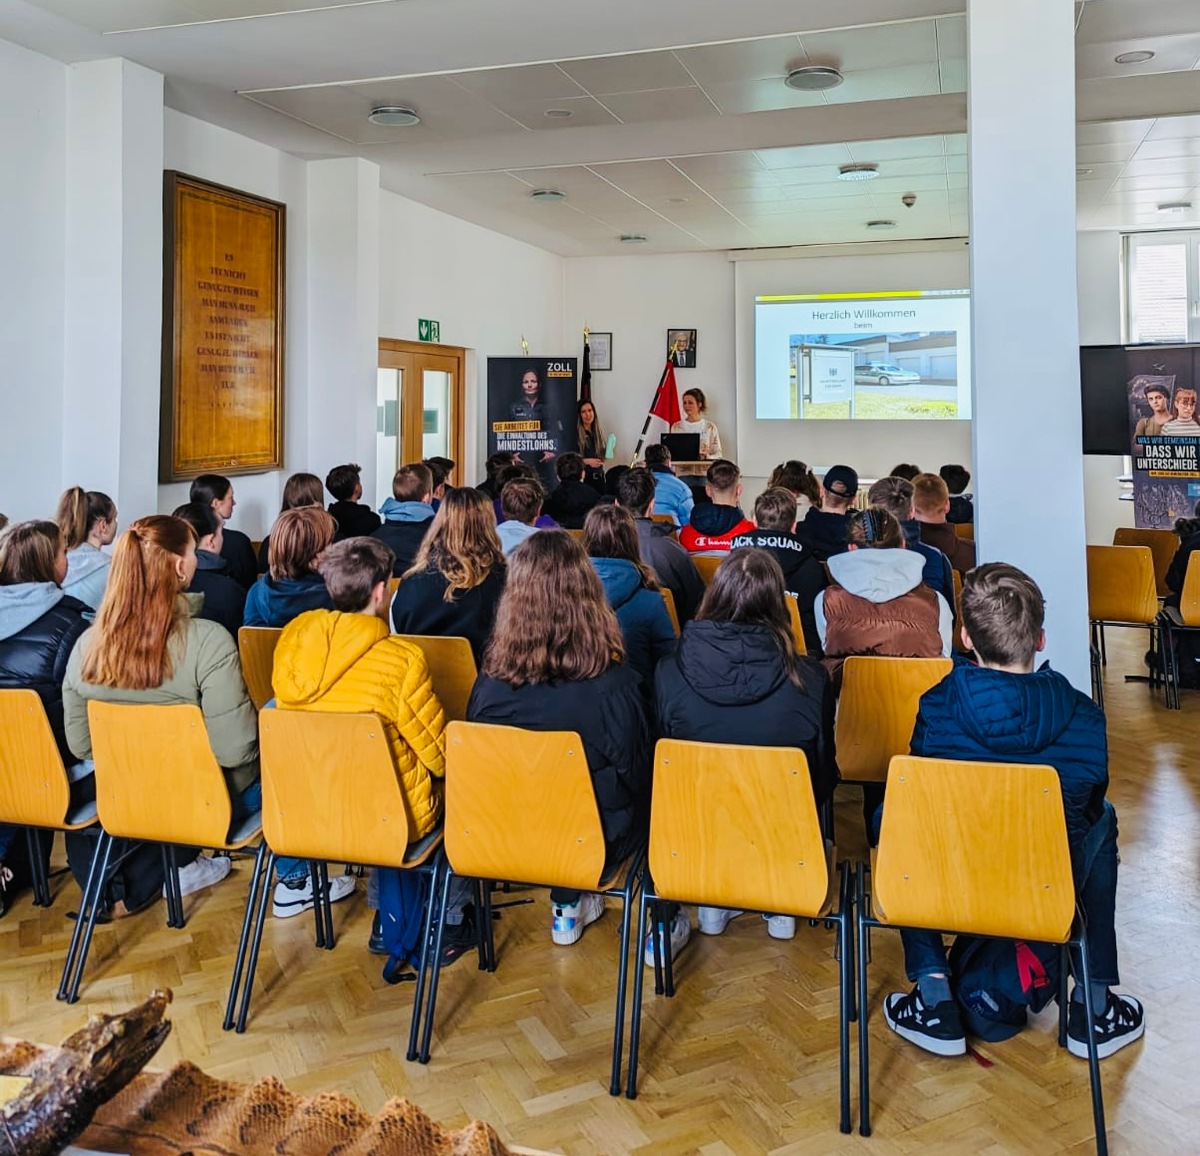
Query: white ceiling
2 0 1200 254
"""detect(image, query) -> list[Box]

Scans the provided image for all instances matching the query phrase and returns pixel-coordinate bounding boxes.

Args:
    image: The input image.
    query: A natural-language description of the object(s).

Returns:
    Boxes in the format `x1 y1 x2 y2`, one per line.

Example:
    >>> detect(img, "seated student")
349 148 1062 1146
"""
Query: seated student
913 472 976 575
55 487 118 613
582 505 675 686
374 463 436 576
544 453 601 529
172 502 246 638
392 486 506 664
730 487 827 655
601 464 631 505
496 477 546 556
767 460 823 519
815 506 952 684
644 443 694 528
63 515 252 915
491 463 558 528
468 531 650 947
868 476 954 604
190 474 258 592
654 548 835 953
890 462 921 482
1164 503 1200 688
272 538 445 929
616 468 705 623
680 459 755 555
940 464 974 525
257 472 326 574
880 563 1144 1061
476 451 517 501
424 456 455 512
799 465 857 561
326 462 382 541
243 507 336 627
0 520 91 915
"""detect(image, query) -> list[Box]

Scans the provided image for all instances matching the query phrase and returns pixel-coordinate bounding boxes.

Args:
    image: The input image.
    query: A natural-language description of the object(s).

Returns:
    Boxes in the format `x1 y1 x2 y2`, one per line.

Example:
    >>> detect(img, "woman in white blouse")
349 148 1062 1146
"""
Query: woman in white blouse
670 388 723 460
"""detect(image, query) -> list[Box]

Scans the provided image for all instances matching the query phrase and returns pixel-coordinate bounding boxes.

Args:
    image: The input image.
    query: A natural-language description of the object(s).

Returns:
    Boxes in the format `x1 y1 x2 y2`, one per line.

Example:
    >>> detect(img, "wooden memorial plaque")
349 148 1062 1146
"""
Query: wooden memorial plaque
160 172 285 481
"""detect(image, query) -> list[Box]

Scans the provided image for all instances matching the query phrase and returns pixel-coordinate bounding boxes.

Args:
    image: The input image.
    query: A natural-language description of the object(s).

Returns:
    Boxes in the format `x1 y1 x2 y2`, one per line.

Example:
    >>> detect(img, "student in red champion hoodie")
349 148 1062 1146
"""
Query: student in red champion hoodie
680 459 755 555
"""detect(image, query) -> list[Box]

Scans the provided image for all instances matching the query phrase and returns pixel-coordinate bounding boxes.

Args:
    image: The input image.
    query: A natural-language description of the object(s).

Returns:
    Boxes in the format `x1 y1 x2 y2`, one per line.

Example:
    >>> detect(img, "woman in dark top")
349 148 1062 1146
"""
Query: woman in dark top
173 502 246 638
392 487 506 663
190 474 257 591
256 472 325 574
654 547 835 946
468 530 650 948
576 399 609 491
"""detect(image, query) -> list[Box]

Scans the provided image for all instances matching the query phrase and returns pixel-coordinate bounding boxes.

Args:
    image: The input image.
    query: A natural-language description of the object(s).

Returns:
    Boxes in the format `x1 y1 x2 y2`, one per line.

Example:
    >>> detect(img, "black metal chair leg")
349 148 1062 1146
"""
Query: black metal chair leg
161 847 181 928
418 858 455 1063
235 849 277 1033
474 879 490 971
837 867 852 1133
406 856 444 1062
66 832 115 1004
308 861 327 949
482 879 496 972
857 875 872 1136
650 897 665 996
1058 943 1070 1048
58 830 107 1000
1076 929 1109 1156
625 893 653 1099
609 879 637 1097
1098 622 1107 667
660 902 676 999
224 842 268 1031
25 828 50 908
320 862 335 949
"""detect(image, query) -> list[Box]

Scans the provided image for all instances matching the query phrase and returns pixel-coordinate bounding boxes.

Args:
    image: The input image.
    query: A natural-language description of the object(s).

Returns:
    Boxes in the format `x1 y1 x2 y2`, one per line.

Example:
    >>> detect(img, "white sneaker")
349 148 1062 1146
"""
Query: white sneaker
272 870 356 918
764 914 796 940
167 854 232 898
551 893 605 946
643 910 691 967
698 906 743 935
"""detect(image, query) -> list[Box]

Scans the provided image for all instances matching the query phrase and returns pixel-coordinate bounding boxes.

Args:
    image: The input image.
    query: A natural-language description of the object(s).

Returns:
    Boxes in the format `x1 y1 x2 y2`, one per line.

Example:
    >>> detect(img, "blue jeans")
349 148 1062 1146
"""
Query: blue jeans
228 778 304 884
876 800 1120 988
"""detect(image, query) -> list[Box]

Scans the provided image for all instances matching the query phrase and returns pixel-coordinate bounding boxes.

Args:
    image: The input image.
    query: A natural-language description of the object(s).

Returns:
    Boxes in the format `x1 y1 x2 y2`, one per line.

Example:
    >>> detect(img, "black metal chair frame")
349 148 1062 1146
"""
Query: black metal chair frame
1088 617 1163 706
855 865 1110 1156
1158 606 1198 710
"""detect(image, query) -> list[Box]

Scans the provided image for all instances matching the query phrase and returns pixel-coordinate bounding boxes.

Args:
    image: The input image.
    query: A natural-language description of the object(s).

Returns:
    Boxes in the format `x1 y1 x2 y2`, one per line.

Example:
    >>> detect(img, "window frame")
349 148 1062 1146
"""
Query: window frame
1124 230 1200 345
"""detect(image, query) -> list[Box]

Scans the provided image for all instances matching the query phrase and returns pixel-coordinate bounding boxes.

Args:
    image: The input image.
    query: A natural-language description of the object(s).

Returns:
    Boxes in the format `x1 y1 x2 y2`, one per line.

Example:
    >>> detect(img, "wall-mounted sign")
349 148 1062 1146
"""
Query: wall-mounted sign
418 318 441 343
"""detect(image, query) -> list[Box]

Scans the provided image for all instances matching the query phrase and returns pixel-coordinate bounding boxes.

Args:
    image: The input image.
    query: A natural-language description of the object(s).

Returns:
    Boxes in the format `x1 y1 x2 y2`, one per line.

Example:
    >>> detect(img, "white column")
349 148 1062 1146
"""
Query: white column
306 158 380 483
62 58 163 523
968 0 1089 690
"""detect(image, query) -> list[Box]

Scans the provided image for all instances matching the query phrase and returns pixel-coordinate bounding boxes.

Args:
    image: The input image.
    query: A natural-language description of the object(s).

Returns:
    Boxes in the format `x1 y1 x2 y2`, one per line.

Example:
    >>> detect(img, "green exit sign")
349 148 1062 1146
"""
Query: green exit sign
417 318 441 343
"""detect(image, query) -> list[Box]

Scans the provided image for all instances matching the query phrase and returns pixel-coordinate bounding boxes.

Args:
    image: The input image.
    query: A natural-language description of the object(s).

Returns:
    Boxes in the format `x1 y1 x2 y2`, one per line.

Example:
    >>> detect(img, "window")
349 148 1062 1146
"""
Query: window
1126 231 1200 343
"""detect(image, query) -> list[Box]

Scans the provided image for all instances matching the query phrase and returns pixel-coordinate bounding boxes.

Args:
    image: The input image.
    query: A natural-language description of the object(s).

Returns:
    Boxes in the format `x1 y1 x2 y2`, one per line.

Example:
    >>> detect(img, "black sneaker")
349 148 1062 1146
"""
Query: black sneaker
1067 990 1145 1059
883 987 967 1057
368 912 386 955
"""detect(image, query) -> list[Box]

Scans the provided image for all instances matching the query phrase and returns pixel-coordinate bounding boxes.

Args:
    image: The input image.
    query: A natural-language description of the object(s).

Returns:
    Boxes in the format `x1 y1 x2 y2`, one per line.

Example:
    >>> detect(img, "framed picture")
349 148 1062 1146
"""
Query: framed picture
667 328 697 368
589 331 612 371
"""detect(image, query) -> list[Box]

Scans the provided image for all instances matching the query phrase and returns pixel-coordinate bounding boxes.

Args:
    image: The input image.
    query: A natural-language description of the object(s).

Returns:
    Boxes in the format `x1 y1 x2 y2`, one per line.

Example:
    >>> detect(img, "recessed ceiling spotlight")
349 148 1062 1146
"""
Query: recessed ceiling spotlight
866 219 898 231
839 163 879 182
619 233 649 244
1114 50 1155 65
529 189 567 203
785 65 844 92
367 106 420 127
665 196 689 205
1158 201 1193 214
544 108 574 119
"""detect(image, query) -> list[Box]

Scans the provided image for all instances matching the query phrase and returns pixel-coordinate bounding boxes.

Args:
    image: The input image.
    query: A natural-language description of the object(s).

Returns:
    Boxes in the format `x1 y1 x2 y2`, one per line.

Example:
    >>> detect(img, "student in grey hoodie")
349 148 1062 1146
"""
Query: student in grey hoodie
55 486 117 613
0 520 92 914
495 477 545 556
372 463 436 576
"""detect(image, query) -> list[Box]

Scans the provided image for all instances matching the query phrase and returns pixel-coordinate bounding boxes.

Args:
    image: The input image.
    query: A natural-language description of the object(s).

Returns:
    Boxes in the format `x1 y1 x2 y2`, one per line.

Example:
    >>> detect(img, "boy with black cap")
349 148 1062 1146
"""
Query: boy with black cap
800 464 858 560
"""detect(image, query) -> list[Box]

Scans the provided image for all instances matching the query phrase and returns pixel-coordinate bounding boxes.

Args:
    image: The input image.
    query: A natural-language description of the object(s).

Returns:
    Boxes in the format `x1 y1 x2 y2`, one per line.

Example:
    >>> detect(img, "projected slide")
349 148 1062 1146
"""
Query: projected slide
754 290 972 420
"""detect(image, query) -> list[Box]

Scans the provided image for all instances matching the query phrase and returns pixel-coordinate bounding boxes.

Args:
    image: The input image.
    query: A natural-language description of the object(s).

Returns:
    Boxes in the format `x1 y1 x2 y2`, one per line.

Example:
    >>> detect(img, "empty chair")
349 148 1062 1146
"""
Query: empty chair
1160 552 1200 709
238 626 282 711
1085 545 1161 708
1113 527 1176 599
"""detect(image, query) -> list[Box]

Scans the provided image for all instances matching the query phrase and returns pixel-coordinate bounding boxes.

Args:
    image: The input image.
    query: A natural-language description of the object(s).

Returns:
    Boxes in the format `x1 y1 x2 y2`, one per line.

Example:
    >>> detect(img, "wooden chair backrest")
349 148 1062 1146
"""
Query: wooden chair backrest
650 513 676 526
693 555 722 586
387 576 402 598
952 568 967 653
953 522 974 540
660 588 680 636
649 739 829 917
0 689 72 827
835 656 953 782
259 709 419 861
238 626 282 710
1086 544 1157 625
1113 527 1177 598
88 702 233 847
444 722 606 892
785 595 808 656
1181 552 1200 627
566 528 584 540
395 635 477 721
874 756 1075 943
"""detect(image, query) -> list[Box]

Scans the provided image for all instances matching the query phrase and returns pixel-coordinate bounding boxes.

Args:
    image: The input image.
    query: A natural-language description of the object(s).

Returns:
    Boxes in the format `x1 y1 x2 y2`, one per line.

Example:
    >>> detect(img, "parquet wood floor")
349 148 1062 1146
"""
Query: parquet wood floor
1 630 1197 1154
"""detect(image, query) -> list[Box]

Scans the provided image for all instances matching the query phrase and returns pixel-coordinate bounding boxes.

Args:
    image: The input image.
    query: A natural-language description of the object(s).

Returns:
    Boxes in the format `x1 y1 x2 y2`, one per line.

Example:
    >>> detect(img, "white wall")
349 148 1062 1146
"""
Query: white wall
0 38 65 522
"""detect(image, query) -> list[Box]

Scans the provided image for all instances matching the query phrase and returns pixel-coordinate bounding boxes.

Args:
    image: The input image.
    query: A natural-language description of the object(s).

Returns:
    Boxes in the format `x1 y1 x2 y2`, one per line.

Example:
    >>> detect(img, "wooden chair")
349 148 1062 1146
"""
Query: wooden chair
951 568 967 654
1085 545 1161 710
785 594 808 656
952 521 974 540
238 626 282 710
387 576 402 598
834 656 953 784
226 710 444 1043
0 690 99 910
418 721 646 1096
660 588 680 636
626 739 852 1129
566 528 585 540
857 756 1110 1154
59 702 264 1004
395 635 477 721
1160 552 1200 709
1113 527 1177 599
693 555 723 586
650 513 676 527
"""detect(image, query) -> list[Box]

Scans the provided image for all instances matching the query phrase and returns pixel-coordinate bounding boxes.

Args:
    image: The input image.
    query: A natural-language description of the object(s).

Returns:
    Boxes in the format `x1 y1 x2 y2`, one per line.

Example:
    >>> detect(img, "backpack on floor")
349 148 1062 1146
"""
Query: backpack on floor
375 867 430 985
949 935 1062 1042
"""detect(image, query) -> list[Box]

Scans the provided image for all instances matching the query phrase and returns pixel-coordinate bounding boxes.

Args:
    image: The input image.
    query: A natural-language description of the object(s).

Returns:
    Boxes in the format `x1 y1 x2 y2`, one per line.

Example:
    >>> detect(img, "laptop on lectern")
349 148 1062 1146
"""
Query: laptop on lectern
661 432 701 461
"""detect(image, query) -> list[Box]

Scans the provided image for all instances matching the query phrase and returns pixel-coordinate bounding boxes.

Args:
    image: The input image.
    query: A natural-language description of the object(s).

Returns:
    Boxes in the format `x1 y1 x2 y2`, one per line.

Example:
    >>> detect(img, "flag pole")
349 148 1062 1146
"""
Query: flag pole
631 354 678 465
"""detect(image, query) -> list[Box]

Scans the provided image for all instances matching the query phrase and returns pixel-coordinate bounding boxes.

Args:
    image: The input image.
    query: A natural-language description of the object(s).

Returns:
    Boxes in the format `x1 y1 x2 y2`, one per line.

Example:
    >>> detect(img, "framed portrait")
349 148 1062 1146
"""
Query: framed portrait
667 328 697 368
589 331 612 371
